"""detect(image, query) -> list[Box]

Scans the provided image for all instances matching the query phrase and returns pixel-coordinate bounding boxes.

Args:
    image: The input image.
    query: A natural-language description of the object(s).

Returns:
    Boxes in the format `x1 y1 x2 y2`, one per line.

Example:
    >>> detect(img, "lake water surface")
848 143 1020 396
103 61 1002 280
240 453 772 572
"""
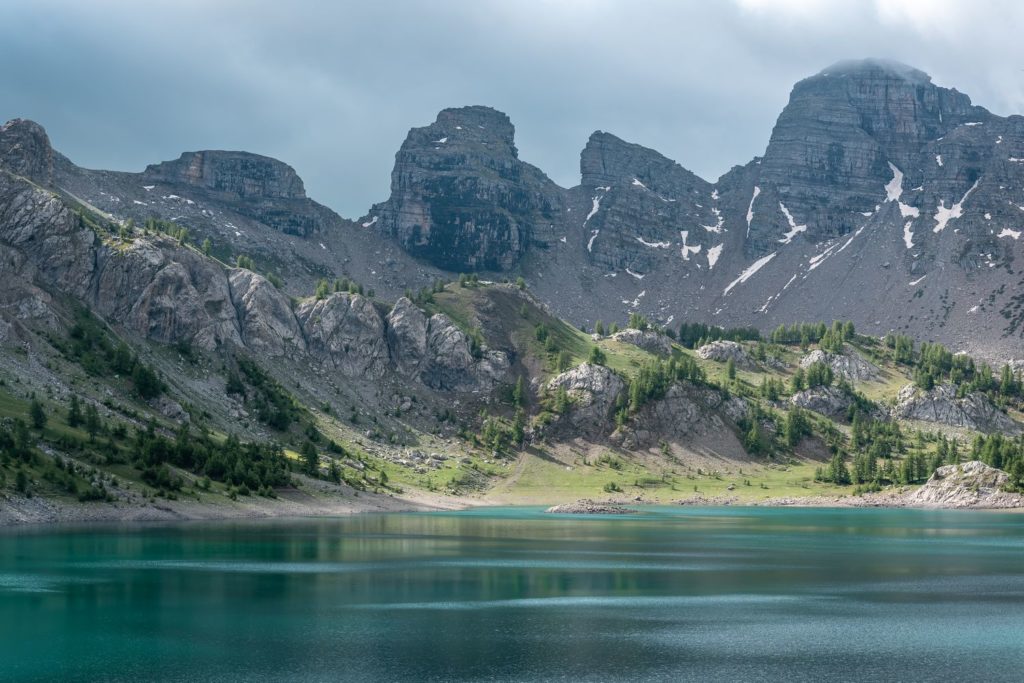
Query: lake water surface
2 506 1024 681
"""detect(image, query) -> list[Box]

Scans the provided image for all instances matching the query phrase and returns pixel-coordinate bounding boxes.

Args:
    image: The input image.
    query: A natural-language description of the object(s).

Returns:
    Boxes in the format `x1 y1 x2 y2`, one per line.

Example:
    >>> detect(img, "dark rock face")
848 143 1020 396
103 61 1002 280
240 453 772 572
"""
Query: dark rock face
746 59 984 252
143 151 306 200
0 119 54 185
141 151 319 237
368 106 566 271
577 132 715 273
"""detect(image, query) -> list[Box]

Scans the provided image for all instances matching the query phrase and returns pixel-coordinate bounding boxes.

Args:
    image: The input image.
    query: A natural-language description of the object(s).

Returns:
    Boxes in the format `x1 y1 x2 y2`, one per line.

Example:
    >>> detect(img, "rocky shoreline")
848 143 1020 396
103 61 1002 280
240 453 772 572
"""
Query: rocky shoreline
545 499 639 515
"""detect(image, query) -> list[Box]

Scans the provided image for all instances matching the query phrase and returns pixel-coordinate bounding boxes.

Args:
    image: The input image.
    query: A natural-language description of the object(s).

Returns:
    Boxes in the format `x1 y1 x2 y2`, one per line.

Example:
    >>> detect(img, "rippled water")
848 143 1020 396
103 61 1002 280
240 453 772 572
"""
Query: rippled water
2 506 1024 681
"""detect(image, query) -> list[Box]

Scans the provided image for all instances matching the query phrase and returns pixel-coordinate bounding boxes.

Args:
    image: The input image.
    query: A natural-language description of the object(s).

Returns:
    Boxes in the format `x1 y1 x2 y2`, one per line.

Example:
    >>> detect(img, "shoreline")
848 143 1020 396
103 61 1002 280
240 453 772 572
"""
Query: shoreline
5 489 1023 530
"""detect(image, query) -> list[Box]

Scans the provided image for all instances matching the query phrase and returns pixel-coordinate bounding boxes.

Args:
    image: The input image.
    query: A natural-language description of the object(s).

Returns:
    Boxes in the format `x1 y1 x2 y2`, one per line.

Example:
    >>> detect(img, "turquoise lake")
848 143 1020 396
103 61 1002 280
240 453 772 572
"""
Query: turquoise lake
2 506 1023 681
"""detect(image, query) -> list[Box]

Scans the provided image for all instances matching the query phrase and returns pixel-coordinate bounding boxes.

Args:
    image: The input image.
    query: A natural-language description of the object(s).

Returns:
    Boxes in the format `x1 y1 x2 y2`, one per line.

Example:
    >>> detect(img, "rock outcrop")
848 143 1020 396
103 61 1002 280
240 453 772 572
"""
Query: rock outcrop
696 340 756 369
892 384 1022 434
545 499 637 514
904 461 1023 508
385 298 510 393
790 386 855 420
143 151 307 200
368 106 565 271
746 59 984 251
296 293 390 379
229 269 305 357
0 119 54 185
576 131 715 272
800 348 879 382
615 382 747 450
546 363 626 437
610 328 673 356
420 314 509 392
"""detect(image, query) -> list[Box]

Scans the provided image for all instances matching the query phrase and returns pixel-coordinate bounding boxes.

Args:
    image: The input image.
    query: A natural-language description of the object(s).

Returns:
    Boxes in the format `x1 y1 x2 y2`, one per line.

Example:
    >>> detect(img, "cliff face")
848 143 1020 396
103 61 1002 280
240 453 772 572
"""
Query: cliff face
575 132 716 274
745 60 982 250
0 119 54 185
143 151 307 200
368 106 566 271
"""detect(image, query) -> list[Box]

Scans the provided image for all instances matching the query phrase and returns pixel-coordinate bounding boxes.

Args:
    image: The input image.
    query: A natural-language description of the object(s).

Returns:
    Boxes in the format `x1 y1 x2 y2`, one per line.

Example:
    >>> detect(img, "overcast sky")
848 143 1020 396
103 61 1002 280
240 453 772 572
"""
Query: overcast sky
2 0 1023 217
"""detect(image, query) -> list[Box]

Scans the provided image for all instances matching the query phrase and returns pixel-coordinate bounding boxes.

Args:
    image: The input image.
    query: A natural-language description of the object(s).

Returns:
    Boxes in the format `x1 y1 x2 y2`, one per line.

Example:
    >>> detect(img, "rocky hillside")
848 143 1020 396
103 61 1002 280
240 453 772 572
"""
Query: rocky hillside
363 60 1024 363
9 59 1024 362
5 58 1024 520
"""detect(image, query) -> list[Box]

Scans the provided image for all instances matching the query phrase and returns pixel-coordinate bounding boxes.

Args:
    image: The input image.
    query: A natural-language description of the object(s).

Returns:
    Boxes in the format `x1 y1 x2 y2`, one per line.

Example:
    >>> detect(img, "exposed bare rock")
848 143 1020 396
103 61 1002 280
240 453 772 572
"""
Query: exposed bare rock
0 119 54 185
296 293 390 379
96 239 243 350
790 385 855 419
904 461 1023 508
152 396 189 425
696 340 756 369
614 382 747 450
228 269 305 356
421 313 509 392
892 384 1022 434
545 363 626 437
0 172 97 298
611 328 673 356
545 499 637 514
369 106 565 271
800 348 879 382
143 150 307 200
385 297 429 377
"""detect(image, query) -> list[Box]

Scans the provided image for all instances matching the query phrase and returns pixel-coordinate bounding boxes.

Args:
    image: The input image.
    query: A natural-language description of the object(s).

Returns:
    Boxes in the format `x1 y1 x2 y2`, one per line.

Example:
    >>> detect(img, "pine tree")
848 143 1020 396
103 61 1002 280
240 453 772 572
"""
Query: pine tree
301 441 319 476
512 376 525 407
29 399 46 430
68 395 83 428
85 404 101 439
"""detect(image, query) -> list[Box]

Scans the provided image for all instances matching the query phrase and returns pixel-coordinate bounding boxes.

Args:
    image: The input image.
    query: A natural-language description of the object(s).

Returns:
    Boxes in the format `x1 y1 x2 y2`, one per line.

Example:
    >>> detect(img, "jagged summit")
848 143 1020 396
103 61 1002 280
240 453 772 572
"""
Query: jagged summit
5 58 1024 361
405 106 519 156
0 118 54 185
580 131 709 191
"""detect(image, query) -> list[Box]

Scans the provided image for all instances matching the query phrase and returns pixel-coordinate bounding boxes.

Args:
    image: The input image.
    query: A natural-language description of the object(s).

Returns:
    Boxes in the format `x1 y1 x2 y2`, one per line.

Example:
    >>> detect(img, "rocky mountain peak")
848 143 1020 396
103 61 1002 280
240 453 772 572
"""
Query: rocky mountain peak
742 59 988 250
0 118 54 185
142 150 307 200
367 105 563 272
422 106 517 153
580 131 709 193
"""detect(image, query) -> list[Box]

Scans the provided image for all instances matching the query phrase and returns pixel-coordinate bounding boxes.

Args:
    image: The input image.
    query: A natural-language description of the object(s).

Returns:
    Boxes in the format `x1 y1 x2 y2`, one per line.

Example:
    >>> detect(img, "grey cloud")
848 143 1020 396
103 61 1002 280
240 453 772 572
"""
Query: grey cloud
1 0 1022 217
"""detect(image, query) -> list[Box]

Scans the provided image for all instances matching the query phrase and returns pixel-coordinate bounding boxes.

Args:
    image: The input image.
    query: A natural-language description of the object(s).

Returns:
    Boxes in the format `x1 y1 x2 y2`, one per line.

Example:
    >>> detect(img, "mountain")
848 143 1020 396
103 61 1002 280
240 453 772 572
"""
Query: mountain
366 59 1024 362
4 58 1024 522
12 60 1022 361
